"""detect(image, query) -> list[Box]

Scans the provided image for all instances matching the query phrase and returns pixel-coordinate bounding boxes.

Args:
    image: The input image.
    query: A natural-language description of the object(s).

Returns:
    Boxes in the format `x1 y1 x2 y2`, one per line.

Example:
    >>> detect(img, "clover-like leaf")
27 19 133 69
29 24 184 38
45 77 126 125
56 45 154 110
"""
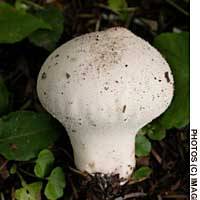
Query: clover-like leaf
154 32 189 129
34 149 55 178
108 0 127 12
0 111 61 161
44 167 66 200
108 0 128 21
15 182 42 200
143 122 166 141
135 135 151 157
133 166 152 181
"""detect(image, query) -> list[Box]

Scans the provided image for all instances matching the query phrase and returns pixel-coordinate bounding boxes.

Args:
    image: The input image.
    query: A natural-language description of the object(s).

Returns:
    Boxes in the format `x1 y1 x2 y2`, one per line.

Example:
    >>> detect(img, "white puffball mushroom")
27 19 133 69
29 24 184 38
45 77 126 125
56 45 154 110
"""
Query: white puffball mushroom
37 27 174 181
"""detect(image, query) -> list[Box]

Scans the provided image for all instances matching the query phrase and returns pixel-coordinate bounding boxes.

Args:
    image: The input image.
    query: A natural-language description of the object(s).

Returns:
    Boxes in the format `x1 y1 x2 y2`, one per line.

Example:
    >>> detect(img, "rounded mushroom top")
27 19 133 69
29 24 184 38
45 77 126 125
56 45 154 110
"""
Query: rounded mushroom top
37 27 174 133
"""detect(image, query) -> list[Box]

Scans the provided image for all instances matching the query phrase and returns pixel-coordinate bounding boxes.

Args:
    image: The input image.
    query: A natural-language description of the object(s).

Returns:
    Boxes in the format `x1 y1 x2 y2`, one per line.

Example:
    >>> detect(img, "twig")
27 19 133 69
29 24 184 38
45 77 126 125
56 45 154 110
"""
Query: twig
11 187 15 200
21 0 44 10
165 0 189 16
162 194 188 199
57 147 74 162
95 17 101 31
19 99 32 110
68 166 87 177
170 179 181 191
151 148 162 164
12 72 24 84
69 178 79 199
157 194 162 200
96 3 138 14
95 3 119 15
0 192 5 200
18 168 43 179
124 192 147 199
127 176 148 185
120 7 139 12
125 12 134 28
78 14 96 18
0 160 8 172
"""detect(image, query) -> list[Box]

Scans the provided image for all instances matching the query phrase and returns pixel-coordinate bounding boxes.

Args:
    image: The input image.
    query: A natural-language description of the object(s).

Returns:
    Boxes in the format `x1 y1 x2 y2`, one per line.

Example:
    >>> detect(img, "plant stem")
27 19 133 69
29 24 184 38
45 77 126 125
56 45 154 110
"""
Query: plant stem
0 160 8 172
21 0 44 10
165 0 189 16
0 192 5 200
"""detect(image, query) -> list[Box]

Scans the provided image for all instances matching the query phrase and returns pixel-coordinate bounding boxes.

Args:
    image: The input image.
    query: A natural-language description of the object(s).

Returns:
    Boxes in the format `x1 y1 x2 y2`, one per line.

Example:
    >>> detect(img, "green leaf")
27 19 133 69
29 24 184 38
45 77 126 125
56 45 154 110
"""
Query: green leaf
34 149 55 178
0 2 51 44
0 77 10 116
44 167 66 200
135 135 151 157
15 182 42 200
10 164 17 174
133 166 152 181
0 111 61 161
108 0 128 21
15 0 29 12
153 32 189 129
108 0 127 12
29 6 64 51
144 122 166 141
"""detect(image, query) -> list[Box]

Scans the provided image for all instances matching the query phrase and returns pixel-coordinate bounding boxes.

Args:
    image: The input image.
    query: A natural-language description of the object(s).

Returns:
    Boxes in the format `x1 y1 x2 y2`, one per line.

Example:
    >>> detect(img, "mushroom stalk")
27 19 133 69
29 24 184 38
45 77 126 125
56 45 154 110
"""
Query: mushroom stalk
37 27 174 182
68 126 137 179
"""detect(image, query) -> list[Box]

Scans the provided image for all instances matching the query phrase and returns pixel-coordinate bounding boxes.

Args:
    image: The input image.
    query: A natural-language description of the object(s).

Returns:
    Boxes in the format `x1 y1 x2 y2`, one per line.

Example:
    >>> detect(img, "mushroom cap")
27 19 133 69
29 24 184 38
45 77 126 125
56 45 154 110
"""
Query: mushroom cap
37 27 174 178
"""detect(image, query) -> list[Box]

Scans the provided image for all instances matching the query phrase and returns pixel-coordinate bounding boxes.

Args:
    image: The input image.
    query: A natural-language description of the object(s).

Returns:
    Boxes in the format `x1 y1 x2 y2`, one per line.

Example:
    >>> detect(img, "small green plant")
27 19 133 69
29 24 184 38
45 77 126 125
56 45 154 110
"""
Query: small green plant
35 149 66 200
13 149 66 200
135 135 152 157
108 0 127 11
132 166 152 182
107 0 132 21
34 149 55 178
15 182 43 200
44 167 66 200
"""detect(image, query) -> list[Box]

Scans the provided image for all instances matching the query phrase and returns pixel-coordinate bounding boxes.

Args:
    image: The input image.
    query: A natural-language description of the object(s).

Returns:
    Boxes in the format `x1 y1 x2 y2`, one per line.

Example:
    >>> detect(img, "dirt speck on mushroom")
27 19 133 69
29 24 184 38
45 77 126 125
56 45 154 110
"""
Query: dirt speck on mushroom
164 71 171 83
66 73 71 79
122 105 127 113
41 72 47 79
